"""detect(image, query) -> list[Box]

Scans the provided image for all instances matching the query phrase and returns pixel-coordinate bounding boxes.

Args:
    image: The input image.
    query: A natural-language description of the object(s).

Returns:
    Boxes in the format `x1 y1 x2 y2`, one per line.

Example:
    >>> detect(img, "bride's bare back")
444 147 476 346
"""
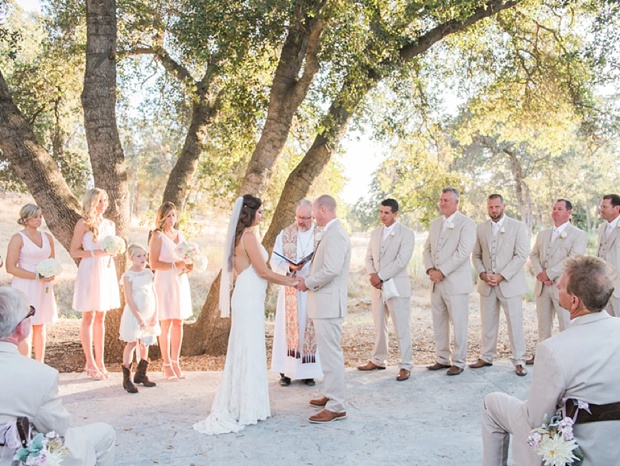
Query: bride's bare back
233 230 292 287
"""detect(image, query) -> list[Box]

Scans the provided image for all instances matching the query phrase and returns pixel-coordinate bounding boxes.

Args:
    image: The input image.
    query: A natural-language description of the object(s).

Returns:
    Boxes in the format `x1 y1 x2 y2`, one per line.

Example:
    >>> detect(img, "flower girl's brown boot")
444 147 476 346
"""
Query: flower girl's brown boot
134 359 156 387
122 364 139 393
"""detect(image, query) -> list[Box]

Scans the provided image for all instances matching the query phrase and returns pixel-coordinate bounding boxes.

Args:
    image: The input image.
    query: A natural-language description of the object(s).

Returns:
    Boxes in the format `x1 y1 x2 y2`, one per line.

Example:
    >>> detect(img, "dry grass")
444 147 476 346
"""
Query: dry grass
0 193 544 373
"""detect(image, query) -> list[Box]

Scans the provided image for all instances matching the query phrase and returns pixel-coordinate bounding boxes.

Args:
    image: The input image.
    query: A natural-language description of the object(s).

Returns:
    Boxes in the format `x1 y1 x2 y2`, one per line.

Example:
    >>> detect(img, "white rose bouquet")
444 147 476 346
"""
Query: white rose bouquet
36 258 62 293
13 431 69 466
99 235 126 267
175 241 208 273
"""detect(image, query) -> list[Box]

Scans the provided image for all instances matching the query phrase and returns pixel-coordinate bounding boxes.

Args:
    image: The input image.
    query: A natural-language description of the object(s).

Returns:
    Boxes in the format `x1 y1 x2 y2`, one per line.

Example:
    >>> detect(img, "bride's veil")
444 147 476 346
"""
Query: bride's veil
219 196 244 318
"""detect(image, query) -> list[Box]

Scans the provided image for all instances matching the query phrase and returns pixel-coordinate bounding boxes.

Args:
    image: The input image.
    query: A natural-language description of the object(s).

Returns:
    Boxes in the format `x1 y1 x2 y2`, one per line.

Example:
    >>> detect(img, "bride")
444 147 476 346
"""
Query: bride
194 195 299 435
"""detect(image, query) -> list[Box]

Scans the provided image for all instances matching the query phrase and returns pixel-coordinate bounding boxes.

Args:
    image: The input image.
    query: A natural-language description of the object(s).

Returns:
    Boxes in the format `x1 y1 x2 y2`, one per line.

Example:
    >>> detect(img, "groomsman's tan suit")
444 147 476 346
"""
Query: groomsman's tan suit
365 222 415 371
306 217 351 414
597 219 620 317
472 215 529 367
423 210 476 370
0 342 116 465
530 223 587 339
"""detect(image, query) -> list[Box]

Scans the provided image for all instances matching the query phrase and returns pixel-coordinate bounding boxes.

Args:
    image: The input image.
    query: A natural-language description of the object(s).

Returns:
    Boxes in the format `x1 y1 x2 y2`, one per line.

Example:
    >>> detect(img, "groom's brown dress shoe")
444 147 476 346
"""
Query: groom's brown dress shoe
469 359 493 369
515 365 527 377
309 409 347 423
357 361 386 371
446 365 464 376
426 362 451 371
396 369 411 381
309 396 329 407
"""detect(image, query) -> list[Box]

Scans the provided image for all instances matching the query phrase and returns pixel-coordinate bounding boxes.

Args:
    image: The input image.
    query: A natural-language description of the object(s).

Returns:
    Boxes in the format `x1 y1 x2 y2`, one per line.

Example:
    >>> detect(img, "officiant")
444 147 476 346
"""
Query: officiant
270 200 323 386
358 199 415 381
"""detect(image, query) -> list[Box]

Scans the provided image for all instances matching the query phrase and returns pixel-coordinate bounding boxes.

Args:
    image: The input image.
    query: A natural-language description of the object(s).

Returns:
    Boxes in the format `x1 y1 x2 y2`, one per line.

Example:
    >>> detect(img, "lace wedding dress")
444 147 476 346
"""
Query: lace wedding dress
193 245 270 434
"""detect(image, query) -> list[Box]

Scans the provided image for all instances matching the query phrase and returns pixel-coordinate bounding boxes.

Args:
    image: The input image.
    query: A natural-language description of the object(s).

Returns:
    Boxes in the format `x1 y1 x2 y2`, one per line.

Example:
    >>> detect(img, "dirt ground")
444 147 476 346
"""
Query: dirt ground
45 293 541 374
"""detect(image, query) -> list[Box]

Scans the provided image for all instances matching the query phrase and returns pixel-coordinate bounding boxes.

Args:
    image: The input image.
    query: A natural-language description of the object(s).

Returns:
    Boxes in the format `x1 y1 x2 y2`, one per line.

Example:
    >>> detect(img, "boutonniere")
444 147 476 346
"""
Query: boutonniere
500 227 505 234
448 223 455 230
390 231 395 237
560 231 567 239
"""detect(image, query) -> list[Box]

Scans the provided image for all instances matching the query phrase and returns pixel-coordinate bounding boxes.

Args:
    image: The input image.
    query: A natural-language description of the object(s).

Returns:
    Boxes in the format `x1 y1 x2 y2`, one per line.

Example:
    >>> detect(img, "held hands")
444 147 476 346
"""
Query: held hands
369 272 383 289
427 268 444 283
295 277 308 292
481 272 504 287
536 270 553 286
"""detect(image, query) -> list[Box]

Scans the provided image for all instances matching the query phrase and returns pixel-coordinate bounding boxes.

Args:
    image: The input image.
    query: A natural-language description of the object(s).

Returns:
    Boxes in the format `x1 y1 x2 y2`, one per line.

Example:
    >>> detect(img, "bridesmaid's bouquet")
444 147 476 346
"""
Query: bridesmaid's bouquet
36 258 62 293
99 235 127 267
175 241 208 273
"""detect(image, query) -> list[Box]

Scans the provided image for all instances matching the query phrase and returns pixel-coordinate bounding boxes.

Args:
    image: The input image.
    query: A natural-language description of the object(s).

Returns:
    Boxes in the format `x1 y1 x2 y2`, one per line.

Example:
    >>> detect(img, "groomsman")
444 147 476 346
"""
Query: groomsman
358 199 415 381
470 194 529 376
423 187 476 376
526 199 587 364
297 195 351 423
597 193 620 317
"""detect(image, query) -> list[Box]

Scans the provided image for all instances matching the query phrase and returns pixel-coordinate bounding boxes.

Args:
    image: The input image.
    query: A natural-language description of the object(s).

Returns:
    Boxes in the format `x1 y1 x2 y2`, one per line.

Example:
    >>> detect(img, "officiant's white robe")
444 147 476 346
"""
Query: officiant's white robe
270 227 323 380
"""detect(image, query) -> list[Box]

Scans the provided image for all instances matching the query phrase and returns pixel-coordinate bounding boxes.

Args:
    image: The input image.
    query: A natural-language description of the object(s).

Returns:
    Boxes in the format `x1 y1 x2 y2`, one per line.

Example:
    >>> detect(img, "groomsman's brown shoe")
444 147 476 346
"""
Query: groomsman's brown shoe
446 365 464 376
426 362 451 371
309 409 347 423
309 396 329 407
396 369 411 381
357 361 386 371
515 365 527 377
469 359 493 369
525 356 535 365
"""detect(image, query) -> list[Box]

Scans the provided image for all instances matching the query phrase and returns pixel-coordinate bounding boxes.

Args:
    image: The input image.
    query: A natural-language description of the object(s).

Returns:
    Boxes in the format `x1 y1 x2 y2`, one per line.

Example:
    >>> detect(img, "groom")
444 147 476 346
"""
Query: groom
296 195 351 423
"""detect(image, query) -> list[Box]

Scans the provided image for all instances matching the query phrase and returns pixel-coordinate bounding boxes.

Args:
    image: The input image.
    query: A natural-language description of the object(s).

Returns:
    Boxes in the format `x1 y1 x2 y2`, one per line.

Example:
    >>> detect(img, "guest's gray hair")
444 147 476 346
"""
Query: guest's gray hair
0 287 29 340
564 255 616 313
314 195 337 213
441 187 460 199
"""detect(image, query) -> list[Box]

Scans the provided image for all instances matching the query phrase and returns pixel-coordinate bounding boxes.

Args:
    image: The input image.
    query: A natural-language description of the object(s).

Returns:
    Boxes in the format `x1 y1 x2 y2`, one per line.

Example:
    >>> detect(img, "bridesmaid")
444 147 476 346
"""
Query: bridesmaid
5 203 58 362
70 188 121 380
149 202 192 380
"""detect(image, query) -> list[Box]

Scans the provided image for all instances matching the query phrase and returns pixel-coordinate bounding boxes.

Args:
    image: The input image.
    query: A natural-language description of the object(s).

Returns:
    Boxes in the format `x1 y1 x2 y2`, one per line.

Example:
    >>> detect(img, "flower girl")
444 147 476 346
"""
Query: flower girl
119 244 161 393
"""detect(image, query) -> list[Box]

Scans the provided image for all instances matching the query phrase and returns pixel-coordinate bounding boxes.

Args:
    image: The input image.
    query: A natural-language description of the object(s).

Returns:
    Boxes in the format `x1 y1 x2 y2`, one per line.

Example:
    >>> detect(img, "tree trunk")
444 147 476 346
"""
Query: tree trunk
184 0 523 356
238 0 326 196
505 148 533 233
161 85 220 209
82 0 128 360
0 71 82 249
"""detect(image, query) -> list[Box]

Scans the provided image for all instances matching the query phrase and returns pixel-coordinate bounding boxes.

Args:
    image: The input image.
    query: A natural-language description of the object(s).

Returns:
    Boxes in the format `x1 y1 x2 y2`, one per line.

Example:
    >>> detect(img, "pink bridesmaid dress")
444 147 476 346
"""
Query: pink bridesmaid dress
72 219 121 312
153 233 193 320
11 231 58 325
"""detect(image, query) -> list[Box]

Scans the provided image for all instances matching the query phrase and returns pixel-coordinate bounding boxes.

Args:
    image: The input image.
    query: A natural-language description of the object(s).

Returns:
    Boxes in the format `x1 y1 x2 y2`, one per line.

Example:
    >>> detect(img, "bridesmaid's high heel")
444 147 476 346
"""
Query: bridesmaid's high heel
162 363 178 381
84 366 104 381
171 360 186 379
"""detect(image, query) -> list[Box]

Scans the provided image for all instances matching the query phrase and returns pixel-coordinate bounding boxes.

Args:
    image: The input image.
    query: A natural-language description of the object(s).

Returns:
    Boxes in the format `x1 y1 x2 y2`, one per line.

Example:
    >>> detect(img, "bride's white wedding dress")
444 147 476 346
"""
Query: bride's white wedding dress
193 245 270 435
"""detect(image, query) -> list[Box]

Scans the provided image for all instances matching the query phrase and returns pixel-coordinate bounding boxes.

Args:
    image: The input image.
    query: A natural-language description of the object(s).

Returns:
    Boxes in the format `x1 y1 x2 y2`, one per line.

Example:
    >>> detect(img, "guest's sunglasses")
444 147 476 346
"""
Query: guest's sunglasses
21 306 36 322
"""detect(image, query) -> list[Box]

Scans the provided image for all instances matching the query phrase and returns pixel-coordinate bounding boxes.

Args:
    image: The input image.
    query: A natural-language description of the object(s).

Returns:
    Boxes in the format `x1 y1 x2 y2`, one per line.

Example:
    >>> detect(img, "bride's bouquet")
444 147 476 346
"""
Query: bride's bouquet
175 241 208 273
99 235 126 267
36 258 63 293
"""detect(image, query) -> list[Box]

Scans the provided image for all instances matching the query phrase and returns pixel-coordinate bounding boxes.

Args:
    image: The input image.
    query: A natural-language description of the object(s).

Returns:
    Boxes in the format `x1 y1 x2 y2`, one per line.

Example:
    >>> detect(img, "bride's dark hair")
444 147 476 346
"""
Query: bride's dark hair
234 194 262 246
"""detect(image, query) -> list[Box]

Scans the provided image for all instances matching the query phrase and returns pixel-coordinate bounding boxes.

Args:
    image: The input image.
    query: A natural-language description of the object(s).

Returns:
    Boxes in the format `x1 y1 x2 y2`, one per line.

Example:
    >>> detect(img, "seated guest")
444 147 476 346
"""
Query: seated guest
0 287 115 465
481 255 620 465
